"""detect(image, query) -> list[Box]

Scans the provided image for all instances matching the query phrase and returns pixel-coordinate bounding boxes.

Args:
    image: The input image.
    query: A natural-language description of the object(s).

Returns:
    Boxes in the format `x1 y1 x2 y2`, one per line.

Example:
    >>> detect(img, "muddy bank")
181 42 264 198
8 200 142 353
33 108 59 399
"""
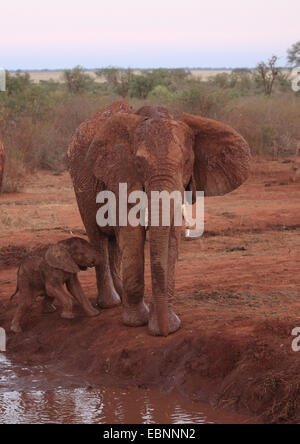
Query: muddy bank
1 297 299 424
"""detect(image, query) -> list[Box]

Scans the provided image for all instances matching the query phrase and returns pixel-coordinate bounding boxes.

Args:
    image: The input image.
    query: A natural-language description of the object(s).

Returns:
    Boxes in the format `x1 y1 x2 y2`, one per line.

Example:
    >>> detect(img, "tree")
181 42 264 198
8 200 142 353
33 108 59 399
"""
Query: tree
96 67 133 98
96 67 119 90
129 69 190 99
287 41 300 67
96 68 190 99
129 74 154 99
256 56 280 96
63 66 92 94
0 71 56 122
115 69 134 98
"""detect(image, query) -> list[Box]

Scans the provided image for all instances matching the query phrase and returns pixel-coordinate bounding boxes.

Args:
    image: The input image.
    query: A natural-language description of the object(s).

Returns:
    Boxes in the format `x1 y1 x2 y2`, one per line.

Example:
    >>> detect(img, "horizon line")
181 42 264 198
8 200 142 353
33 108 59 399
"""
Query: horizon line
6 66 290 72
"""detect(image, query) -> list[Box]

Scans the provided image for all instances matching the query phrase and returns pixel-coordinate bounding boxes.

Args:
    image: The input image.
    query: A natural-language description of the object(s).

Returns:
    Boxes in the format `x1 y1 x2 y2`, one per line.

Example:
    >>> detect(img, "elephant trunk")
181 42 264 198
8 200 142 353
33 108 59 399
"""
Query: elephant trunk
148 181 176 337
149 225 170 336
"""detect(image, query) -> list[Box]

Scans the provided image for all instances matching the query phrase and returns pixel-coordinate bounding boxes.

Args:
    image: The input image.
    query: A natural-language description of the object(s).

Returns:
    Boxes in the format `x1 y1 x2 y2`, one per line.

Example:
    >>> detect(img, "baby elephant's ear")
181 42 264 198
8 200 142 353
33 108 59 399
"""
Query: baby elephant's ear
45 244 80 274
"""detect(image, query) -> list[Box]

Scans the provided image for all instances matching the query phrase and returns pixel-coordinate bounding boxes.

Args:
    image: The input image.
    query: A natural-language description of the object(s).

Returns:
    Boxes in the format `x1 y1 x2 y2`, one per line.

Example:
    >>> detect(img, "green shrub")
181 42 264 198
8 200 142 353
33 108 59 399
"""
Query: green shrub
129 74 154 99
148 85 173 101
128 69 190 99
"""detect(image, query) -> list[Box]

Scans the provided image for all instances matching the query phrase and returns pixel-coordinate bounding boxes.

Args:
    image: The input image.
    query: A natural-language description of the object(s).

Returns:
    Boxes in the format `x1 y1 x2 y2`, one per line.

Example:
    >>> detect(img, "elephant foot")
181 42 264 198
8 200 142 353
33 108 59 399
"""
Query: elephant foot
61 311 76 320
97 287 121 309
122 301 149 327
148 306 182 337
85 307 100 317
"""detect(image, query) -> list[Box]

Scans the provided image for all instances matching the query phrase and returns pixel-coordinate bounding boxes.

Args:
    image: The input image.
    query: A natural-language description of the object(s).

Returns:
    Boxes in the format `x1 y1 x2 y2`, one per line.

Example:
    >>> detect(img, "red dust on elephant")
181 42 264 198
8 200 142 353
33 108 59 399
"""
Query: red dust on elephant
68 101 251 337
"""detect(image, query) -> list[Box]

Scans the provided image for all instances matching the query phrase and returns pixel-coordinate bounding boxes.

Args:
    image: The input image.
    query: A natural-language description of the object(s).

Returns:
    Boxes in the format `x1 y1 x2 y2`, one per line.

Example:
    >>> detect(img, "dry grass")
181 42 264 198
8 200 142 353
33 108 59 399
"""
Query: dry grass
2 157 26 193
219 95 300 157
0 207 60 231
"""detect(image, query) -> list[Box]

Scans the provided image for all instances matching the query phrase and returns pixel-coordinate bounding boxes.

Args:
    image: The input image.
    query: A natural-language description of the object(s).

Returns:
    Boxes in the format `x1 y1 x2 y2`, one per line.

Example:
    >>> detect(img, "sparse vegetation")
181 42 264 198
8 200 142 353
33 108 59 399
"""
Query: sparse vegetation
96 67 134 98
256 56 280 96
0 61 299 192
63 66 93 95
287 41 300 67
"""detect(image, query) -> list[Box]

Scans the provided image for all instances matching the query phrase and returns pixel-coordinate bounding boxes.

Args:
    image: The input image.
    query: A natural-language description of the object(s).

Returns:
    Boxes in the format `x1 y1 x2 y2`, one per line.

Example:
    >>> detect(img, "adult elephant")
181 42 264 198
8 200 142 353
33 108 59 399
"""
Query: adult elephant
67 101 250 336
0 141 5 192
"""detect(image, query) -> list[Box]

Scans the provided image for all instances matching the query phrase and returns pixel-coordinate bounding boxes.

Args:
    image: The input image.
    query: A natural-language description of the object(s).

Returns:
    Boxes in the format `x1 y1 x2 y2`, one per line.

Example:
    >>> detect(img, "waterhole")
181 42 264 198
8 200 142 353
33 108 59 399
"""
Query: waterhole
0 354 250 424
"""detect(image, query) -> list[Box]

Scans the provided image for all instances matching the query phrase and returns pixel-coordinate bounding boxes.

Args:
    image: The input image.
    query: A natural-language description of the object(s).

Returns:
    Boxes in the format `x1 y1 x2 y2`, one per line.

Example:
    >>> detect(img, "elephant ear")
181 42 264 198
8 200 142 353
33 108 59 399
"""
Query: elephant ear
45 244 80 274
89 113 144 188
181 113 251 196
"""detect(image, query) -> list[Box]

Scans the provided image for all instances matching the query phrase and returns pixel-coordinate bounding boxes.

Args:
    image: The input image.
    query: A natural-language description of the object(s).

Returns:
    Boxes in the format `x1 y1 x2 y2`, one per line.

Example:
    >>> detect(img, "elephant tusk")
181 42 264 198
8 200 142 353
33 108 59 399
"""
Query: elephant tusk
182 204 203 241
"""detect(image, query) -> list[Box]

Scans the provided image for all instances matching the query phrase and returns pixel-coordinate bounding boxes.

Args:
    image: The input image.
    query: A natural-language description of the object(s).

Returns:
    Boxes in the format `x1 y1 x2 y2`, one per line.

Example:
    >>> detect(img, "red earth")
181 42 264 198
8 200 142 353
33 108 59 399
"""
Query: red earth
0 158 300 424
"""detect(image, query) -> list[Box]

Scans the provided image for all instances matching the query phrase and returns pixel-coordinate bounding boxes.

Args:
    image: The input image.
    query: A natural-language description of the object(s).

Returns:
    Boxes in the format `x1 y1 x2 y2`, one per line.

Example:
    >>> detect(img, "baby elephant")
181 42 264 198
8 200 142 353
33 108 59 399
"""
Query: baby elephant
11 237 100 333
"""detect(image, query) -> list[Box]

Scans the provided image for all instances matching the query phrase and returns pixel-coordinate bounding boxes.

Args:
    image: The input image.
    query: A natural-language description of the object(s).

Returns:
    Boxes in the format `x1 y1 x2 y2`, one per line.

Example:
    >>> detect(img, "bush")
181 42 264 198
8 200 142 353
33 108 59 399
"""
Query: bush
128 69 190 99
96 68 134 98
218 95 300 157
0 72 60 122
63 66 93 95
2 153 26 193
129 74 154 99
148 85 173 101
171 81 234 118
0 70 118 175
30 95 118 171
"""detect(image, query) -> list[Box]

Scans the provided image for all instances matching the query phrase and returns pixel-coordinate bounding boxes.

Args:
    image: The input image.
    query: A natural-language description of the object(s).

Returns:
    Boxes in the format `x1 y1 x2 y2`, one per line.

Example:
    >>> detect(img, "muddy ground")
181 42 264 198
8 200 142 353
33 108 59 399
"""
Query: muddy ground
0 159 300 424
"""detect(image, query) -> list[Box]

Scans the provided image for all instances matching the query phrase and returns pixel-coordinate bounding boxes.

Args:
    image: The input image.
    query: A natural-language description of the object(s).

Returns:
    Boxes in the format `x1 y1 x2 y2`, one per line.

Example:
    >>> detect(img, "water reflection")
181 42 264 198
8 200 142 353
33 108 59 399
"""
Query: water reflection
0 354 247 424
0 387 210 424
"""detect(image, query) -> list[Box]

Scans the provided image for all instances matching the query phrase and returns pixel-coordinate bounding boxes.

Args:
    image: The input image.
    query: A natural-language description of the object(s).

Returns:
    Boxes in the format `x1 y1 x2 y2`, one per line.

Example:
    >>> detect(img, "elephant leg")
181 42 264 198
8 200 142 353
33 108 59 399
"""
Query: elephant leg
11 287 33 333
76 191 121 309
66 275 99 317
108 237 123 299
119 227 149 327
93 233 121 309
45 283 75 319
148 226 182 336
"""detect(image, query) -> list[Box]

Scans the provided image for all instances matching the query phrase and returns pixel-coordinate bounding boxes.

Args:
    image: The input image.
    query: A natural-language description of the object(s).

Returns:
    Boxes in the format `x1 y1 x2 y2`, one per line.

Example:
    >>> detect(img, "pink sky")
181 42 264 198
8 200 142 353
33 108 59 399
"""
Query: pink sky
1 0 299 69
